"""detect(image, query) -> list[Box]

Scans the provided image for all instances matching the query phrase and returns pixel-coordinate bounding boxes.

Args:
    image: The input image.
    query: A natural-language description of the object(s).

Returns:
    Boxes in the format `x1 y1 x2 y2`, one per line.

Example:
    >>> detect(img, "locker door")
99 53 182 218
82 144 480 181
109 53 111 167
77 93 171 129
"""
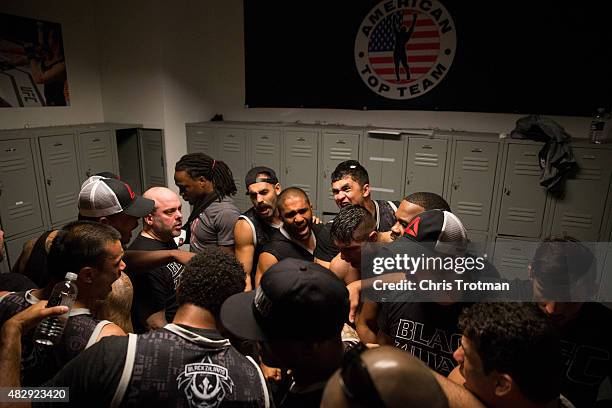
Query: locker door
4 230 44 271
0 139 44 236
39 134 80 225
217 128 248 211
320 131 360 214
550 148 612 241
376 136 406 202
138 129 166 190
283 130 319 207
251 128 281 172
451 141 499 231
362 133 406 202
405 137 447 196
186 126 216 156
493 237 538 280
79 130 114 180
498 144 547 237
361 133 384 192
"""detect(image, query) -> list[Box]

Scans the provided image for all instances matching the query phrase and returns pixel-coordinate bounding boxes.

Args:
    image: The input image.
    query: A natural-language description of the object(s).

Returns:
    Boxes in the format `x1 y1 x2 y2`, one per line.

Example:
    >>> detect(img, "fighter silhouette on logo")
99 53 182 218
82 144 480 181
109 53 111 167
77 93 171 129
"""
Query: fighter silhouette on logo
393 13 418 81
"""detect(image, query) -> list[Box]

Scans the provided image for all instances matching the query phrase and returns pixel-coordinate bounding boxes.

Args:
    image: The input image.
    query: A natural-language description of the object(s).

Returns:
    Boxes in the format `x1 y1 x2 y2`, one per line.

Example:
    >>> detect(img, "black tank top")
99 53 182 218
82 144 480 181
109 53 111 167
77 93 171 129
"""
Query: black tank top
119 324 268 407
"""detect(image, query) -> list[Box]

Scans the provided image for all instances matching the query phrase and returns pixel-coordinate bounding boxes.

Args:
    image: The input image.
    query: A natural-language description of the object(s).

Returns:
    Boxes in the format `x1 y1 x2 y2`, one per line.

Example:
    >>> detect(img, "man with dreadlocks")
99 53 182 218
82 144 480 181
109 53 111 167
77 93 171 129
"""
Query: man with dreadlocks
174 153 240 254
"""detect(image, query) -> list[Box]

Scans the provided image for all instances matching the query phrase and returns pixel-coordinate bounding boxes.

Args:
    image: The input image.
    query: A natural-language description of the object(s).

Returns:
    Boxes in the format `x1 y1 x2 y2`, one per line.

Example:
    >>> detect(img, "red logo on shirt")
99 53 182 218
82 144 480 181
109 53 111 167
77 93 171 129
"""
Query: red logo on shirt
404 216 420 238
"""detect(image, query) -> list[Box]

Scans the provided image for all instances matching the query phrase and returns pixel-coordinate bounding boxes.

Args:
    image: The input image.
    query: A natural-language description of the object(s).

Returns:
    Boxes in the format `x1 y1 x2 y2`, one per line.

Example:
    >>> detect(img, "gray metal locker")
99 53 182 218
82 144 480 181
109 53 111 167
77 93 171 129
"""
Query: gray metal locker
186 126 216 156
361 132 406 203
283 129 319 208
39 134 80 225
216 128 248 211
492 237 538 280
450 141 499 231
250 128 281 173
138 129 166 190
405 137 447 196
467 230 489 257
550 148 612 241
498 143 547 238
320 131 360 214
4 230 44 271
79 130 115 180
0 139 44 236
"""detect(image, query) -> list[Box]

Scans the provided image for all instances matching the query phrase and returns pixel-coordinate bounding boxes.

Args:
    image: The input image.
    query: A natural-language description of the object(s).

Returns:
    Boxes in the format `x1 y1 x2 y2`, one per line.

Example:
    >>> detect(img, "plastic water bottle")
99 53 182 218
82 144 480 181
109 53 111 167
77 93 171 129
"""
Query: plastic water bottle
34 272 78 347
589 108 610 144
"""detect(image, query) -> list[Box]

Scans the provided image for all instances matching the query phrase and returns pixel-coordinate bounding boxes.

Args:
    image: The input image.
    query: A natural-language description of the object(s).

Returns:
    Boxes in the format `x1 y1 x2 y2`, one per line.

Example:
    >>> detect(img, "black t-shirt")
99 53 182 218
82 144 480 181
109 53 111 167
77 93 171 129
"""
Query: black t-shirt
378 301 469 376
262 224 338 263
280 387 324 408
128 235 184 334
558 302 612 408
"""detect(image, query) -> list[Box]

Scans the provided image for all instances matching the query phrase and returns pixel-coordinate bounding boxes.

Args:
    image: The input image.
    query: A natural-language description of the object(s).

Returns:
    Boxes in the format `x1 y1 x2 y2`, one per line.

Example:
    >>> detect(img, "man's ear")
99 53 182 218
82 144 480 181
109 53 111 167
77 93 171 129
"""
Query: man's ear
494 373 513 398
98 216 110 226
143 213 154 226
362 183 371 198
274 183 281 195
368 231 378 242
78 266 95 285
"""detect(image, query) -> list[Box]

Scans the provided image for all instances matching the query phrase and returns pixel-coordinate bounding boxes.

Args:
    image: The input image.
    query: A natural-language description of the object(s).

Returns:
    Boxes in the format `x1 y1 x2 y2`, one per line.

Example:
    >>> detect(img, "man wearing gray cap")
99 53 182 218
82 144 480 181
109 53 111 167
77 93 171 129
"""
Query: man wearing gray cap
233 166 282 291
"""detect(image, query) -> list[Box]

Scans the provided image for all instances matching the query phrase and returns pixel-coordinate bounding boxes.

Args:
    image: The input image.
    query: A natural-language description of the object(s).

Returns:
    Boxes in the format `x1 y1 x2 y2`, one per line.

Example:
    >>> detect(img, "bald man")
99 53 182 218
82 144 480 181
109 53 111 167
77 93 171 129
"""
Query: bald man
128 187 185 333
322 345 483 408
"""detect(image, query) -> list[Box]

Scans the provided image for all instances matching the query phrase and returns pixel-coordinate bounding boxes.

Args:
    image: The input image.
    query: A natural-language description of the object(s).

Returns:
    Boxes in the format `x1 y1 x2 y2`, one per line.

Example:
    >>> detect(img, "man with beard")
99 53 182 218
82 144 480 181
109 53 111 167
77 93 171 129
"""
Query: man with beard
129 187 185 333
234 167 282 291
331 160 400 238
255 187 338 287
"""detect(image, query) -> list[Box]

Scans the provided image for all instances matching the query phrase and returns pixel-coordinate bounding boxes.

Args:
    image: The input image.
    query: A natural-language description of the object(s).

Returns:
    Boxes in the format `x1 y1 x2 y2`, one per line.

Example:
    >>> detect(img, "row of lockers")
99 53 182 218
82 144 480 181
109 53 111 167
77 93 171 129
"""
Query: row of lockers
186 122 612 286
186 122 612 241
0 124 165 273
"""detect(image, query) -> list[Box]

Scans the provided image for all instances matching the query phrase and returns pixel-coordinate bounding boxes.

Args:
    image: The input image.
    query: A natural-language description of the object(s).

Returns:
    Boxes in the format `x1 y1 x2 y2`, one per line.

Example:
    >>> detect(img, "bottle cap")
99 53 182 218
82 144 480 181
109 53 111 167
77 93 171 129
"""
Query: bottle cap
65 272 78 281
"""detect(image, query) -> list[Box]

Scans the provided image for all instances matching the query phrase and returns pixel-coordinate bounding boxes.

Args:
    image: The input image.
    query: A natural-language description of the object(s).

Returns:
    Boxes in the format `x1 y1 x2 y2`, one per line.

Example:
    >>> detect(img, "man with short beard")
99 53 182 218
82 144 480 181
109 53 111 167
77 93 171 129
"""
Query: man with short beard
129 187 185 333
233 167 282 291
255 187 338 287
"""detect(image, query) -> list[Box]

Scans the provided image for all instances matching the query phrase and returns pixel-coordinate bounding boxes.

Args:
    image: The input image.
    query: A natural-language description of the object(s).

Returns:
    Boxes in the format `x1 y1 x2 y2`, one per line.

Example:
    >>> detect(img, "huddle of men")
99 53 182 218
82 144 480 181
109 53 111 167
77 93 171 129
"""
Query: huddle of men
0 155 610 407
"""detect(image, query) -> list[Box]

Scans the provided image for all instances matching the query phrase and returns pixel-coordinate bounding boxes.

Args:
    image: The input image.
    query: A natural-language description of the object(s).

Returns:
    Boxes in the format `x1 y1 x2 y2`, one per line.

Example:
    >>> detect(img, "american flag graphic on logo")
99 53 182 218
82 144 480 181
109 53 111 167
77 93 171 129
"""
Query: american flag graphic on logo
368 10 439 85
354 0 456 100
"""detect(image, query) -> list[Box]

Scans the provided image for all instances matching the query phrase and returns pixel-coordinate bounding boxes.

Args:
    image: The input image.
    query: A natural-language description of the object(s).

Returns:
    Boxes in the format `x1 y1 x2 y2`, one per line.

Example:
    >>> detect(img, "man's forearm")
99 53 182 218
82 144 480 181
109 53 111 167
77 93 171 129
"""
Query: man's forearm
0 323 23 388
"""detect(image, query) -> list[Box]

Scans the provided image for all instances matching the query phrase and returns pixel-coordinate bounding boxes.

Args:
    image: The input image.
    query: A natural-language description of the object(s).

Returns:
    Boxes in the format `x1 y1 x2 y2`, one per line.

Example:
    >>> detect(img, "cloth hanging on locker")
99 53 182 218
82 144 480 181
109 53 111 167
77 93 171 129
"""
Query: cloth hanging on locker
510 115 578 196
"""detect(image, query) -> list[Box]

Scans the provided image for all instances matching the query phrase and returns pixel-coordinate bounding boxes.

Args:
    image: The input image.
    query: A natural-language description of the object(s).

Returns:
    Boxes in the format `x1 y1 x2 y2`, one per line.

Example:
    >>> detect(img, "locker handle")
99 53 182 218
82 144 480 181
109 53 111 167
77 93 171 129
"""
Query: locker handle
336 140 346 144
86 170 92 177
582 155 596 160
523 152 537 157
92 138 100 142
503 187 511 196
261 136 269 140
421 145 432 149
53 143 63 147
46 178 52 186
297 137 306 142
4 148 16 152
471 148 482 153
228 134 234 138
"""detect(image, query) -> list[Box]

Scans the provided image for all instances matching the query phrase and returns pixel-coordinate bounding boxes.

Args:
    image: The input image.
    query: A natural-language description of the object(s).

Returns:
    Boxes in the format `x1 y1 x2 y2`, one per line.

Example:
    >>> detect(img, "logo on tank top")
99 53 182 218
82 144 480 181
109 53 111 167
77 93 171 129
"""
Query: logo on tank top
354 0 456 100
177 356 234 408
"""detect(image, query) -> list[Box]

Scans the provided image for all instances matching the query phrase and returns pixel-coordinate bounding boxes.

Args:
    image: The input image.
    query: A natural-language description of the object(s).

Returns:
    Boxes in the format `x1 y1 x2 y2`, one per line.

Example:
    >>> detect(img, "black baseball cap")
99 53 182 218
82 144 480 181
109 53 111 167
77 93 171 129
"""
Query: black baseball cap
79 176 155 218
244 166 279 190
220 258 349 342
400 210 468 256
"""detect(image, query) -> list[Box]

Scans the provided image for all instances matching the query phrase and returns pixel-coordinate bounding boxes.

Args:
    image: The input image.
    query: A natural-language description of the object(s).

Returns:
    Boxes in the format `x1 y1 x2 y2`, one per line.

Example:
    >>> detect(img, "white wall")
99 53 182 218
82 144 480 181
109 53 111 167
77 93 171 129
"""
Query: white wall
0 0 104 128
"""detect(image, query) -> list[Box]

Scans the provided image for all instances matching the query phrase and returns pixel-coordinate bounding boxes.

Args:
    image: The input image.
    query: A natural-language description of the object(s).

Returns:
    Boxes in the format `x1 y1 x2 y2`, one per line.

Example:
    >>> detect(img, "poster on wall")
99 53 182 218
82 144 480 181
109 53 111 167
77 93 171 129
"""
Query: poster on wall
0 13 69 107
244 0 612 116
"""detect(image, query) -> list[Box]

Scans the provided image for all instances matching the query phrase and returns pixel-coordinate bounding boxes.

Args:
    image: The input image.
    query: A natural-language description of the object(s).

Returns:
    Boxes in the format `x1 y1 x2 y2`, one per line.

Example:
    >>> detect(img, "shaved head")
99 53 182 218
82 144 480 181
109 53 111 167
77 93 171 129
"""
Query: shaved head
143 187 183 241
322 346 448 408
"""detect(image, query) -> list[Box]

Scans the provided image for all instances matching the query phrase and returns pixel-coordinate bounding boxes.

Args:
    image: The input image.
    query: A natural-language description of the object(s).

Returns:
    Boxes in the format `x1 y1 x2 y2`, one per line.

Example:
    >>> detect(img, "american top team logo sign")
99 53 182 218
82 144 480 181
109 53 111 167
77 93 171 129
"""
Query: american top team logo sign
355 0 456 100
